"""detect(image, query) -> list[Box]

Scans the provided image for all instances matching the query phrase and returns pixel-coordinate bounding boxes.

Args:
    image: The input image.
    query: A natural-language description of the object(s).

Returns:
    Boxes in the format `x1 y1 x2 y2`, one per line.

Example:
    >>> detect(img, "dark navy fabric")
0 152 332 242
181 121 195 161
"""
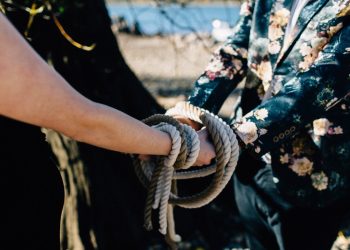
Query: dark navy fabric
188 0 350 208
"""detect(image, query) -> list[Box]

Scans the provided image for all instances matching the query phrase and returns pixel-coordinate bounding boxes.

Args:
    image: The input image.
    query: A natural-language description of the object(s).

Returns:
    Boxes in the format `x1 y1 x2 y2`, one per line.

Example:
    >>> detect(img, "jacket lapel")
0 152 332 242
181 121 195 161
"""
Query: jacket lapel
276 0 330 66
267 0 294 68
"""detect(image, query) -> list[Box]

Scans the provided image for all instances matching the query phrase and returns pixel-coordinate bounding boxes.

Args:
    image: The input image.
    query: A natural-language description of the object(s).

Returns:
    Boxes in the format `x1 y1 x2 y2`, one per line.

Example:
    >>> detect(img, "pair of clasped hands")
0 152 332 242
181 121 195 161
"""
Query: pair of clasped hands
140 115 217 167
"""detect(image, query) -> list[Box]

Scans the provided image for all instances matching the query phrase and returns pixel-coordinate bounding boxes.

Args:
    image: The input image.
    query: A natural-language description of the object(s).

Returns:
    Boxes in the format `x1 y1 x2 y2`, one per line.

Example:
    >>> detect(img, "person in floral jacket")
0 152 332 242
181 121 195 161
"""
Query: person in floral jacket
180 0 350 249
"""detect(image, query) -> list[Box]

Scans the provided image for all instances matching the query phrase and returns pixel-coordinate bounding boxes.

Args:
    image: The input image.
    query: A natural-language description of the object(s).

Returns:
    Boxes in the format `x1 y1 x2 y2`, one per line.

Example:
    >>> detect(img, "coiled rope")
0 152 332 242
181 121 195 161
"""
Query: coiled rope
133 102 240 243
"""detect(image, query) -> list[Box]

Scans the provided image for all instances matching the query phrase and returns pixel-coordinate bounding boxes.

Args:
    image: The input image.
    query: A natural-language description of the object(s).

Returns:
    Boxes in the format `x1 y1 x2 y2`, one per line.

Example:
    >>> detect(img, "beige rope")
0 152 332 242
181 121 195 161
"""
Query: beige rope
133 102 240 243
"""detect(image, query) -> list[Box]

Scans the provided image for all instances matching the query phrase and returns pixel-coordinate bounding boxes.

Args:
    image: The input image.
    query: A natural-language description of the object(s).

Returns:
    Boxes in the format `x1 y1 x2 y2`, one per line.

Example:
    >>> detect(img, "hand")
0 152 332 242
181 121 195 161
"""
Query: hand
171 115 215 166
172 115 202 131
193 128 216 166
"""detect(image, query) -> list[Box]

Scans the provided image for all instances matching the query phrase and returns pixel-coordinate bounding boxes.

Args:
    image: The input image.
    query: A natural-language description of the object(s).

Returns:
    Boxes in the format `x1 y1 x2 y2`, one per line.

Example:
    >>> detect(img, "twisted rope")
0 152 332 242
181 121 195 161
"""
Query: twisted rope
133 102 240 243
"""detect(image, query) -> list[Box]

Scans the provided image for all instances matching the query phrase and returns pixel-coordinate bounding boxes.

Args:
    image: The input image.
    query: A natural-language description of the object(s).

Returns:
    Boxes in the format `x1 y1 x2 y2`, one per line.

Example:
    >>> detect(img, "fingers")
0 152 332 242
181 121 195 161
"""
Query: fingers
172 115 202 130
193 128 216 166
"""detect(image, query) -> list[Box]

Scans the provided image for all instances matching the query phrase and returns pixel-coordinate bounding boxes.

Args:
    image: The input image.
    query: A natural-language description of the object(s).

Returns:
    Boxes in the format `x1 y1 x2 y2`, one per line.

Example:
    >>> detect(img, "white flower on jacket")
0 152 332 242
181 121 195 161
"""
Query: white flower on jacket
268 41 282 54
197 76 210 85
256 61 273 89
269 26 284 41
311 171 328 191
270 8 290 27
235 121 259 144
298 50 318 71
280 153 289 164
240 1 252 16
289 157 314 176
254 108 269 120
299 43 313 56
313 118 331 136
269 8 290 42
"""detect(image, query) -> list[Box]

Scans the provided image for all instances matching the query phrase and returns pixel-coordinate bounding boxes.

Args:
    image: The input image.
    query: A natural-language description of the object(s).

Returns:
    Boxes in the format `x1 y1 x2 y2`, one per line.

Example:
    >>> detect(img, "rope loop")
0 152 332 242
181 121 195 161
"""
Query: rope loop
133 102 240 243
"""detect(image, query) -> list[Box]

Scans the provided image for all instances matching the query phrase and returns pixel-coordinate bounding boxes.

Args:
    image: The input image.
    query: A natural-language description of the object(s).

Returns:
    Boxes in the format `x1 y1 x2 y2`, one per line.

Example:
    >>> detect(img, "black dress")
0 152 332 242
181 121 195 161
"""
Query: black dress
0 116 64 249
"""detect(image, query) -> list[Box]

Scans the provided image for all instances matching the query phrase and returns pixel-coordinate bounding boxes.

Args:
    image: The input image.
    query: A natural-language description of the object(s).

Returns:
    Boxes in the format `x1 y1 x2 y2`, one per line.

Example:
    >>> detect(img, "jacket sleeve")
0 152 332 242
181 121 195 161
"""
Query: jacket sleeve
188 0 255 114
232 21 350 157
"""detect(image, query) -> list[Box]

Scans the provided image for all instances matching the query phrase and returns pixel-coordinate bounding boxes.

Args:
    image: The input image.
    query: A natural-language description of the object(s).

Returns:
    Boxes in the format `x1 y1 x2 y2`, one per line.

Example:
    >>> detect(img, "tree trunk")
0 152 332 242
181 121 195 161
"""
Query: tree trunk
4 0 165 249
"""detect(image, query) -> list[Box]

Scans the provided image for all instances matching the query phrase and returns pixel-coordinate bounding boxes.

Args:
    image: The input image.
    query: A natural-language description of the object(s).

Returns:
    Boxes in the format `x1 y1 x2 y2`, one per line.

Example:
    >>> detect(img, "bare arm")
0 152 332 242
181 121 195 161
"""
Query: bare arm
0 14 172 156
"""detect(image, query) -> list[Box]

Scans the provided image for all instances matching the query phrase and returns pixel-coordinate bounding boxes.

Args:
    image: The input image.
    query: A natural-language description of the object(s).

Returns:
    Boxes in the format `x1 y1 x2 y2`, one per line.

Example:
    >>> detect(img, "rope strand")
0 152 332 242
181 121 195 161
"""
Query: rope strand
133 101 240 245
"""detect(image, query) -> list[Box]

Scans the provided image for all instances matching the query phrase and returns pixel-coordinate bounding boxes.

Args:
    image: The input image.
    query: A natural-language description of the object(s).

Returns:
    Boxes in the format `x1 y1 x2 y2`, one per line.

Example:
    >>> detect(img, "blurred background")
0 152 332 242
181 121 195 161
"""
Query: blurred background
108 0 241 116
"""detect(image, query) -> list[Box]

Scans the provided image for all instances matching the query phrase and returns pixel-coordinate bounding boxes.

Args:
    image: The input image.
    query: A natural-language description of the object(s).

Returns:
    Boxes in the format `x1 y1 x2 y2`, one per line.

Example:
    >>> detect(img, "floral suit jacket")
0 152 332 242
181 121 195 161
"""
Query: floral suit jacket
188 0 350 208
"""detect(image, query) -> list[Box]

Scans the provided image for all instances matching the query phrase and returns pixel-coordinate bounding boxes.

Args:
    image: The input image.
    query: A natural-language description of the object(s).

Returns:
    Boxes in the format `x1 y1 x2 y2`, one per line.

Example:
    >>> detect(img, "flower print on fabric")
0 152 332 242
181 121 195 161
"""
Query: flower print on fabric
254 108 269 121
327 125 344 135
280 153 289 164
268 41 282 55
256 61 273 88
235 121 259 144
314 86 336 109
240 0 253 16
333 126 343 135
270 75 284 95
289 157 314 176
201 0 253 83
313 118 331 136
233 108 269 145
312 118 345 137
188 0 350 208
197 76 210 85
295 5 345 72
188 0 255 111
290 137 315 157
311 171 329 191
204 45 246 81
269 8 290 40
233 122 268 145
267 0 290 66
249 38 273 92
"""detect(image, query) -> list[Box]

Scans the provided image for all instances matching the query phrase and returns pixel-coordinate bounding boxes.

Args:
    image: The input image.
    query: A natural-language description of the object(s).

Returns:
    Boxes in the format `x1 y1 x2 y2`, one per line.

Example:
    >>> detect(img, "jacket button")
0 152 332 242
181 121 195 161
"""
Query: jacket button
273 136 279 142
279 133 285 139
